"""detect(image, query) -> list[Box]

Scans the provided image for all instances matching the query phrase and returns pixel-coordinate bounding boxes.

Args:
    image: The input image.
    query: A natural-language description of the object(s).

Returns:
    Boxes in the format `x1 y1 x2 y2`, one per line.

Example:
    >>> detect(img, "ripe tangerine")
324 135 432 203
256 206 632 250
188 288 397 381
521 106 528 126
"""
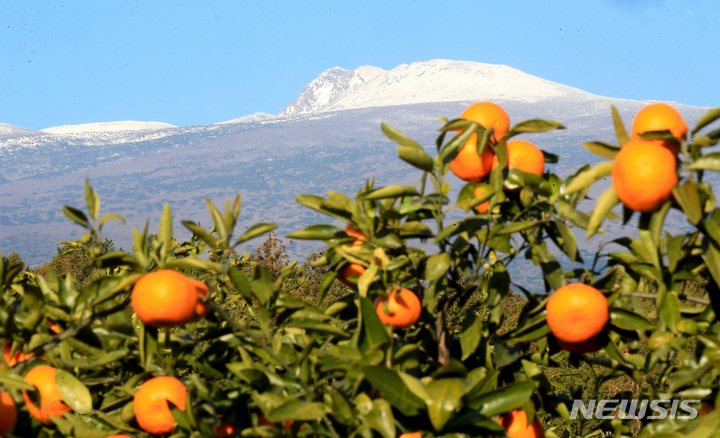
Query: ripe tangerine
22 365 72 425
631 102 687 155
499 410 544 438
374 289 422 328
492 139 545 189
131 270 199 328
546 283 608 345
0 391 17 436
133 376 187 435
612 139 678 212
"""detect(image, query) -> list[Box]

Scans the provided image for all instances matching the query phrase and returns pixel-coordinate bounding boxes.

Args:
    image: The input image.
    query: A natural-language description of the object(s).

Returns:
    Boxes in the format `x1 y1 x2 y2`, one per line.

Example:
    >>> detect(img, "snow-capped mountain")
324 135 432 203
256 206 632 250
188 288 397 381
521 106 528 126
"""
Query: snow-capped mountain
0 59 711 269
279 59 603 117
42 120 176 134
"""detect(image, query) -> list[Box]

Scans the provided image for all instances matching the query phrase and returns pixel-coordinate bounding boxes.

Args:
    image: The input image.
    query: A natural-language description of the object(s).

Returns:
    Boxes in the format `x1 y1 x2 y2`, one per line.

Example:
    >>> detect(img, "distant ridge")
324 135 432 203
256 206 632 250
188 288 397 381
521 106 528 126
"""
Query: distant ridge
42 120 176 134
279 59 604 118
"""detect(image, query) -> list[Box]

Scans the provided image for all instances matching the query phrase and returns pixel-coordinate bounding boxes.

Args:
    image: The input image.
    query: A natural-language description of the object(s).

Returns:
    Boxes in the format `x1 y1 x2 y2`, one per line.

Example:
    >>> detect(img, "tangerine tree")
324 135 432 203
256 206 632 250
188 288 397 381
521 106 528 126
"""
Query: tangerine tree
0 100 718 438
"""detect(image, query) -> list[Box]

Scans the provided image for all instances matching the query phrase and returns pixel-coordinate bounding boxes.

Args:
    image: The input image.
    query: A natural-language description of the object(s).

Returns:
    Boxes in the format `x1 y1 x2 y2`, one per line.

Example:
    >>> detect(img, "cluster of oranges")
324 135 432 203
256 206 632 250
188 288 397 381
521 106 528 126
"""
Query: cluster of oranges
449 102 546 213
337 224 423 330
613 103 686 212
0 270 210 437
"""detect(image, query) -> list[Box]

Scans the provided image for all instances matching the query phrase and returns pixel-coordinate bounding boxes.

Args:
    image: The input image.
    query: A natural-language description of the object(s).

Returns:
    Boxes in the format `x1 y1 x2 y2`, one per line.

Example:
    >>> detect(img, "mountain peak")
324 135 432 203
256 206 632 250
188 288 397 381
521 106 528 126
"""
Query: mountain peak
279 59 600 117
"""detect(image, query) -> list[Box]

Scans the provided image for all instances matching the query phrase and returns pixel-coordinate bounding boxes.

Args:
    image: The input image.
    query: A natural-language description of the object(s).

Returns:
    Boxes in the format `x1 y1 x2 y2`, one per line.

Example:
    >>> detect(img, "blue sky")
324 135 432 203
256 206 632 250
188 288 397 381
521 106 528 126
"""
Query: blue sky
1 0 718 130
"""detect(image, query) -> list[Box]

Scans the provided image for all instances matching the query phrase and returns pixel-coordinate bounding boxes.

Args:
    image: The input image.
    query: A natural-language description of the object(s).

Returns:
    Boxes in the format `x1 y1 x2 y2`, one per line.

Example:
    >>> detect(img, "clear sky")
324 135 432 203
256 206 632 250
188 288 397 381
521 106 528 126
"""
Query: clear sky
1 0 718 130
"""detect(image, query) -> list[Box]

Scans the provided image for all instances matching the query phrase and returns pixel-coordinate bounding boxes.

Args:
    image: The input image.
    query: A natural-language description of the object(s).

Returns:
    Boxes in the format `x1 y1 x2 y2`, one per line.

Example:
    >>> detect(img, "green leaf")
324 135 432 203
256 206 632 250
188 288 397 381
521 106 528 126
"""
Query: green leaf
704 209 720 245
267 399 326 422
460 310 483 360
691 107 720 136
687 152 720 171
555 201 590 229
358 297 389 352
467 381 536 416
62 206 89 228
286 224 343 240
498 220 542 235
362 366 426 416
363 398 396 438
381 122 423 148
359 185 419 200
660 292 681 332
587 186 620 238
611 105 629 146
609 308 654 331
672 181 702 225
181 220 218 251
98 213 125 228
234 223 278 245
425 378 467 430
582 141 620 159
205 198 227 238
554 219 579 262
158 203 173 260
561 161 613 195
438 122 478 164
56 369 93 414
397 145 434 172
425 252 451 282
317 270 338 305
530 241 564 292
84 178 100 222
508 119 565 135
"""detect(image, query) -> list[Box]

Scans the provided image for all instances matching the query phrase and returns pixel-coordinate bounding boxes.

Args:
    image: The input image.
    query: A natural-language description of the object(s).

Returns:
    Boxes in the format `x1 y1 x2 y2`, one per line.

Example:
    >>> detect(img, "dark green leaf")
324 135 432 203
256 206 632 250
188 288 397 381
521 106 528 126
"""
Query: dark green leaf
62 206 89 228
609 308 654 331
467 381 535 416
426 378 467 430
358 297 389 352
660 292 681 332
460 310 483 360
425 252 451 282
56 369 93 414
362 366 426 416
267 399 326 422
508 119 565 135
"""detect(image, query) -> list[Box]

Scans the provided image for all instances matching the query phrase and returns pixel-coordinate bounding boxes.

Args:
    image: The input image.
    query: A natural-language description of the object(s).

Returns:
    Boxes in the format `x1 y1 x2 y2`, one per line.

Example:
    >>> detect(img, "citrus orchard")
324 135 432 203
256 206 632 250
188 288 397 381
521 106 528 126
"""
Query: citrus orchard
133 376 187 435
612 139 678 212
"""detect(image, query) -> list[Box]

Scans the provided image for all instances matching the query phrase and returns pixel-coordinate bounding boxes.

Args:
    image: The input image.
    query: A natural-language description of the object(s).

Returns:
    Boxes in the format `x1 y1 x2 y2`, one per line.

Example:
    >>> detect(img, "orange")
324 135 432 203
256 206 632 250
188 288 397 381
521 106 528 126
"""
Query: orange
338 263 366 287
449 102 510 183
104 435 134 438
473 186 490 214
187 278 210 323
131 270 199 328
449 133 496 182
546 284 608 345
213 419 237 437
457 101 511 144
499 410 544 438
491 140 545 184
2 342 31 367
0 391 17 436
344 223 367 245
374 289 422 328
399 433 422 438
612 139 678 212
22 365 72 425
631 102 687 155
133 376 187 435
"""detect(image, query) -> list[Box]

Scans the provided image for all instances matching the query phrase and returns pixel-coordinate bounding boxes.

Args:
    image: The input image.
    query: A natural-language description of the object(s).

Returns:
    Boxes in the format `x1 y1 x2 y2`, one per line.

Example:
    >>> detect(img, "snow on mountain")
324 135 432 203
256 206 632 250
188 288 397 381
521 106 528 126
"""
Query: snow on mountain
279 59 603 118
0 123 45 139
218 112 277 125
41 120 176 134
